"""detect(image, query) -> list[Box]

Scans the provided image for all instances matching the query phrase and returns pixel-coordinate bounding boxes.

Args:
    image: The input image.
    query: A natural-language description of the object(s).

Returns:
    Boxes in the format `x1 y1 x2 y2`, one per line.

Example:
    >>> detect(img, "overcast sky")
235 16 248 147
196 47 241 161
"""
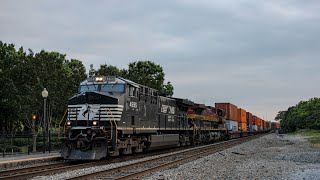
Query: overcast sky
1 0 320 120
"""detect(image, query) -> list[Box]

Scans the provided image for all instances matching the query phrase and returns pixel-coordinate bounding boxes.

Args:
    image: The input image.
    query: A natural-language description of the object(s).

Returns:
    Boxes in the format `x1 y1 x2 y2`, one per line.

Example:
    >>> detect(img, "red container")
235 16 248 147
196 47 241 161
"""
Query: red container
264 121 267 127
276 122 280 129
246 112 253 125
253 116 262 126
215 103 238 121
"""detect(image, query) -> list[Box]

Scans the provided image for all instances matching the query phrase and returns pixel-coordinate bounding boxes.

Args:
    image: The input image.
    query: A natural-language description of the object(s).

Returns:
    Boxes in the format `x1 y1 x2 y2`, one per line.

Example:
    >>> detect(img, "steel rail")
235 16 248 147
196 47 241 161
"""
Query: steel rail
68 134 265 180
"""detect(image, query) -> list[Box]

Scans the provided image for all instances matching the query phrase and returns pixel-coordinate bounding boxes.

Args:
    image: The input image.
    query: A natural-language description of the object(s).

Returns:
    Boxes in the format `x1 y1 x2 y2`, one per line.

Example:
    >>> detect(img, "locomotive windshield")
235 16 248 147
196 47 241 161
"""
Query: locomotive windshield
101 84 124 92
80 84 97 92
79 83 125 93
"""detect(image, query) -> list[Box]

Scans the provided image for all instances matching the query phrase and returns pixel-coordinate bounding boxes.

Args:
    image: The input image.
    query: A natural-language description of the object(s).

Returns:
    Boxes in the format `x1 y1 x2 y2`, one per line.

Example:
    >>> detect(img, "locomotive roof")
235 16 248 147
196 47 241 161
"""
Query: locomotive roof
172 97 194 106
81 76 154 89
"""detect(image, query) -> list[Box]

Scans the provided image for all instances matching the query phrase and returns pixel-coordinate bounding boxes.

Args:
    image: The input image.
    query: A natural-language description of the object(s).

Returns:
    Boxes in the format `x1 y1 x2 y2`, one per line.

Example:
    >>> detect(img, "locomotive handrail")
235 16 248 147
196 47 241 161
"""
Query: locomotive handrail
58 109 68 139
105 108 118 143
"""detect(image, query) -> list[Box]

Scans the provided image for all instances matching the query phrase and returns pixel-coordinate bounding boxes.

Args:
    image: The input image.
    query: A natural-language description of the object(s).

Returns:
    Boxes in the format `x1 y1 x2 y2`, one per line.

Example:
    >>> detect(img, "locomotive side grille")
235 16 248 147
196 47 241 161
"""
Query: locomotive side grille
67 106 81 121
95 105 124 121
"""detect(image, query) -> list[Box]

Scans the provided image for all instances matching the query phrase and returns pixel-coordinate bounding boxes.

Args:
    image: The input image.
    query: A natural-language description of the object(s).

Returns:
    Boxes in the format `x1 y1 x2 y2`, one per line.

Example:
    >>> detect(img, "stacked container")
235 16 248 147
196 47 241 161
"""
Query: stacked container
246 112 253 132
237 108 247 131
215 103 238 131
276 122 281 129
225 120 238 131
257 117 262 130
215 103 237 120
252 116 258 131
263 120 267 130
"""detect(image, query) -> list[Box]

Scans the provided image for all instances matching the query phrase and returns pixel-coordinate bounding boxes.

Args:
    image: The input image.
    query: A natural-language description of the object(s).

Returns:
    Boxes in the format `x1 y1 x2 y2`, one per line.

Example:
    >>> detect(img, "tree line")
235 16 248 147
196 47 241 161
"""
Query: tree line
276 97 320 132
0 41 174 136
0 41 87 136
94 62 174 96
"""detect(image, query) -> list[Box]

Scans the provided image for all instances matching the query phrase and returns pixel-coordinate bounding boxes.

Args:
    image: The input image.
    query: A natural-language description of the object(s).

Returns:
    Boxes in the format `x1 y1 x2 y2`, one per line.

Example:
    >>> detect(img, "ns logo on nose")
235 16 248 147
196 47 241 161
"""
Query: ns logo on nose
82 106 91 117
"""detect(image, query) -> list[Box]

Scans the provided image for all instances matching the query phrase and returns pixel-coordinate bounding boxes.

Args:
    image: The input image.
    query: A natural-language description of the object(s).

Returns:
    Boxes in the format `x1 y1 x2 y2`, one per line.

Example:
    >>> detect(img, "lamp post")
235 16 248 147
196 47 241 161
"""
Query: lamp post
32 115 37 153
42 88 48 153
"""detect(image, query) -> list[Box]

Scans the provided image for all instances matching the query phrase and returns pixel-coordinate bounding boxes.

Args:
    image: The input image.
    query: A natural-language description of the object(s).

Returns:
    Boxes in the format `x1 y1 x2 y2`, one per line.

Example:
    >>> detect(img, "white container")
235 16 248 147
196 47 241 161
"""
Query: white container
252 125 258 131
226 120 238 131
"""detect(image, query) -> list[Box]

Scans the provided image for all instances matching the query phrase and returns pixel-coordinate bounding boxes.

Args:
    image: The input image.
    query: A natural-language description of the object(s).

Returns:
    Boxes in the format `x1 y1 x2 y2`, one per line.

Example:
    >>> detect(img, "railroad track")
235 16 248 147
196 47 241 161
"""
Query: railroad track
0 144 192 179
0 161 99 180
68 134 265 180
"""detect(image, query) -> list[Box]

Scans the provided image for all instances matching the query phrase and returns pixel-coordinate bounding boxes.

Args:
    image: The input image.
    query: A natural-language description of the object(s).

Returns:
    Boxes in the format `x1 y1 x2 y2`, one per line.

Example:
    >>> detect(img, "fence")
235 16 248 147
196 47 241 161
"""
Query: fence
0 132 62 158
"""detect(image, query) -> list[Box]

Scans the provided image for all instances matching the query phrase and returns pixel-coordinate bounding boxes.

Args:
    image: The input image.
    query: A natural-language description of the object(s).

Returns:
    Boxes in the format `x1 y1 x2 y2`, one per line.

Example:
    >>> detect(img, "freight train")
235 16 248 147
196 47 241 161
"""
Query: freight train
61 76 271 160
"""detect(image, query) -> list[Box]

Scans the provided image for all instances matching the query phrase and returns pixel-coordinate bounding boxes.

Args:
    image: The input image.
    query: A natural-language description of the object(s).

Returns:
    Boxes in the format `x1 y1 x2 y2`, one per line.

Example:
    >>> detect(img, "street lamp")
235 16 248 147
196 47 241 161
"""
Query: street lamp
42 88 48 153
32 115 37 153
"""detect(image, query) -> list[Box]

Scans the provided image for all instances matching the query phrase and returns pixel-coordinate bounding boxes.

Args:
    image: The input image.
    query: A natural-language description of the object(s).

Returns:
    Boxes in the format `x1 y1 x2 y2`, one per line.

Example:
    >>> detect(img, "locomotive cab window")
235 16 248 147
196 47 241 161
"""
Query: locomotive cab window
79 84 98 92
145 88 149 103
129 86 135 97
80 83 125 93
139 88 143 101
129 86 139 98
101 84 125 93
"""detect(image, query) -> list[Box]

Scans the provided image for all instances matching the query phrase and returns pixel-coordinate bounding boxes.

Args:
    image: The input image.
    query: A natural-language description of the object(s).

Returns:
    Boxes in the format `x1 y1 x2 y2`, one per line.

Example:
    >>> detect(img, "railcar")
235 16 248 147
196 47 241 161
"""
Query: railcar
61 76 228 160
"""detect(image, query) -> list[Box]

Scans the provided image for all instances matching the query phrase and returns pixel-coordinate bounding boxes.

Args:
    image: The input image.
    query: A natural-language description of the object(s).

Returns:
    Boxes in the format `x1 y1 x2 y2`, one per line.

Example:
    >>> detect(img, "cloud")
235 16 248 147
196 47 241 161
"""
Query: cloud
1 0 320 119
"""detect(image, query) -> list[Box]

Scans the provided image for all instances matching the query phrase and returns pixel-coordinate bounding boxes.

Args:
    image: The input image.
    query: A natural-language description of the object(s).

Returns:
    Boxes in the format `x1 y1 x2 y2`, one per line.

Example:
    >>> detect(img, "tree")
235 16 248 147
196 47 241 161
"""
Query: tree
127 60 165 91
66 59 87 93
95 60 174 96
96 64 121 76
160 81 174 97
0 40 87 136
0 41 22 135
275 111 286 121
278 97 320 132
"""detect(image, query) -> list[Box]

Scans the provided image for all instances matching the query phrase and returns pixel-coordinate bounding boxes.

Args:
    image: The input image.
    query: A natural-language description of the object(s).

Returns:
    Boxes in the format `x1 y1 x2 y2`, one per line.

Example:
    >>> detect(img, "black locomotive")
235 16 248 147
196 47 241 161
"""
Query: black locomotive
61 76 232 160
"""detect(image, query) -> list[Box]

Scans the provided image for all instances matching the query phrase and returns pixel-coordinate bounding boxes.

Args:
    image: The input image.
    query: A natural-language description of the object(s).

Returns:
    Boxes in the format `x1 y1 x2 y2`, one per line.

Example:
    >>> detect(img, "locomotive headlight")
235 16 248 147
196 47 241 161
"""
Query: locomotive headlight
95 77 103 82
92 120 97 126
67 121 71 126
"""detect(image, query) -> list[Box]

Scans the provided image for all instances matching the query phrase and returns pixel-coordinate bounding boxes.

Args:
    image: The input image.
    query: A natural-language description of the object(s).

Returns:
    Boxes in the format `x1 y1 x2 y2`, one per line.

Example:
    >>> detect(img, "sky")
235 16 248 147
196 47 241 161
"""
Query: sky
1 0 320 120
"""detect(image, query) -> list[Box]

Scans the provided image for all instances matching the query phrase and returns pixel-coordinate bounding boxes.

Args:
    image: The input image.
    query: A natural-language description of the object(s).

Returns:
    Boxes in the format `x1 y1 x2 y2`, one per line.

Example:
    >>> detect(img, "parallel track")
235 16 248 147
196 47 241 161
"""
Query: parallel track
68 134 265 180
0 134 266 180
0 161 96 180
0 143 202 179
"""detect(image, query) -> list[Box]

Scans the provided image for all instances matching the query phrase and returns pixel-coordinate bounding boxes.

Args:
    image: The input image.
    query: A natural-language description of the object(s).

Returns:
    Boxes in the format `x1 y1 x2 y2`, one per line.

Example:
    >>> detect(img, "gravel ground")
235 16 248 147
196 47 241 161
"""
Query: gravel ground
144 133 320 180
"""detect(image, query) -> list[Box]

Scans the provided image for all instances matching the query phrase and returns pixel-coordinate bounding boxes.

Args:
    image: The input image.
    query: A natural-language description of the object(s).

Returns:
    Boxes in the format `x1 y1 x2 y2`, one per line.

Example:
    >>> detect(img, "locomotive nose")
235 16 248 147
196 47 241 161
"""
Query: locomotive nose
67 91 119 123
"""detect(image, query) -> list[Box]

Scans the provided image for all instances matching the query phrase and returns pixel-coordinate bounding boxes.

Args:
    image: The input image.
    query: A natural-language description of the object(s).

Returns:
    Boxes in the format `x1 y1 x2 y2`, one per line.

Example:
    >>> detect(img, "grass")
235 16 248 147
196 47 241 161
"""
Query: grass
293 129 320 144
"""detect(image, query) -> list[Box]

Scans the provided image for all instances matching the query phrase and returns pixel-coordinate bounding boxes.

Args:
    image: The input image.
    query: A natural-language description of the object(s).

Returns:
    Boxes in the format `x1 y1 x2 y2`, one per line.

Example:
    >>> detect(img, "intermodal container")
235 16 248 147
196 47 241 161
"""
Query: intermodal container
246 112 253 125
257 117 262 126
215 103 238 121
276 122 280 129
239 122 247 131
237 108 247 123
248 124 253 132
252 116 259 125
225 120 238 131
252 125 258 131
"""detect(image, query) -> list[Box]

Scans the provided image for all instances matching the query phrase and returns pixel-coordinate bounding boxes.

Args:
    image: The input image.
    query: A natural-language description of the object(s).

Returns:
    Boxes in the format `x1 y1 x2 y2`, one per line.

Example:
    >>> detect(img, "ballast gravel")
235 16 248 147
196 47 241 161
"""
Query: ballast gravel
31 133 320 179
145 133 320 180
